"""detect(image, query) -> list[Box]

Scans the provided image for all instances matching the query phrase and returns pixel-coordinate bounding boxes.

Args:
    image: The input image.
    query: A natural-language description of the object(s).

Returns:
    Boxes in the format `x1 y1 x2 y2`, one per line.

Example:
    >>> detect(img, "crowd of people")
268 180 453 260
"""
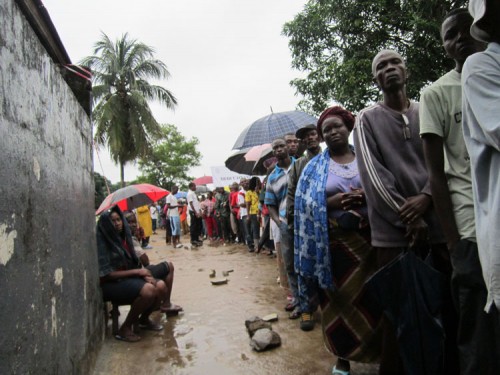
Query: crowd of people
95 2 499 373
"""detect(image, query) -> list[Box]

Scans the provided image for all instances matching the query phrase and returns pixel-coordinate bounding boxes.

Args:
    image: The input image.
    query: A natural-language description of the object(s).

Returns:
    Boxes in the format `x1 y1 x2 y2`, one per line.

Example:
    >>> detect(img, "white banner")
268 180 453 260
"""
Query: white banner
210 166 251 187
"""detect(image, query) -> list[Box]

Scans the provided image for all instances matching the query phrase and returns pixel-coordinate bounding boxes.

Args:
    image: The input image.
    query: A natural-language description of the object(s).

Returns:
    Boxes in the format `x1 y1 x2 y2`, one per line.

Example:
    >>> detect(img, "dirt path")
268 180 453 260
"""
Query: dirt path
93 233 378 375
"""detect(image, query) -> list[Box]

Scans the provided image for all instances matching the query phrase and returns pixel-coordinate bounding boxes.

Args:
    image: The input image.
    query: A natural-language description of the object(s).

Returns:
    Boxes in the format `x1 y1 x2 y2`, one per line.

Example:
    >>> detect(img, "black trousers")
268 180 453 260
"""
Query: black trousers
189 211 202 243
450 239 500 375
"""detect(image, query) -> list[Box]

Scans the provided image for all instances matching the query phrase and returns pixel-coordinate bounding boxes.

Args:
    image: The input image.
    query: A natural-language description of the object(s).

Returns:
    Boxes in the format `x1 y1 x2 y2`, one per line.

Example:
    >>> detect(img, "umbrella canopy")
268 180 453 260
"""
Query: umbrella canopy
175 191 187 199
365 251 445 375
96 183 169 215
244 143 271 161
195 185 210 194
252 148 277 175
225 148 256 175
225 144 273 175
232 110 317 149
193 175 213 185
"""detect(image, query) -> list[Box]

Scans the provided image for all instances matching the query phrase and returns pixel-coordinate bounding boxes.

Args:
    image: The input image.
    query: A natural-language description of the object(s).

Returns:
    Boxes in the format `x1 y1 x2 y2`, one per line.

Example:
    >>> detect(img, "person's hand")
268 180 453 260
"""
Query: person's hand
405 217 429 247
137 268 152 278
144 276 157 285
341 187 366 210
326 192 345 210
399 194 431 224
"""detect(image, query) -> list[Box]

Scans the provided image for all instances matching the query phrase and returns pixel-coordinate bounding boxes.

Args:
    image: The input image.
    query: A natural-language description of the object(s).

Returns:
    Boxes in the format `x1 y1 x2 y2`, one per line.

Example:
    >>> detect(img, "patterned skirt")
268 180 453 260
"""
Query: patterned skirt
319 220 382 363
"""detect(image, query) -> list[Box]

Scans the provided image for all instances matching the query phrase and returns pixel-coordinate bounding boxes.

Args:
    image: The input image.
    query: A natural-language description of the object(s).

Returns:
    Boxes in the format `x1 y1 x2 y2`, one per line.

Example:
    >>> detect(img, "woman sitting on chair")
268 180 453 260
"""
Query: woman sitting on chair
97 206 165 342
124 211 183 316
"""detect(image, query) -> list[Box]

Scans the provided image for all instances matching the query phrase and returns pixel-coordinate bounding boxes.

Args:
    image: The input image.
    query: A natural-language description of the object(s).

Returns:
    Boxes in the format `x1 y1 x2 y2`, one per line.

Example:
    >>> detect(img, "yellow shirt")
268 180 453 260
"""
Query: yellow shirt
245 190 259 215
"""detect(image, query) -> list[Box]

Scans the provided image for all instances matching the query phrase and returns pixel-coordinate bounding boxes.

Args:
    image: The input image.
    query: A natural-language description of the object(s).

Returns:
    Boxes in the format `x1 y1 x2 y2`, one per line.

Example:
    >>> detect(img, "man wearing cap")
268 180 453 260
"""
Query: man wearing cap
287 123 322 330
462 0 500 322
354 49 451 373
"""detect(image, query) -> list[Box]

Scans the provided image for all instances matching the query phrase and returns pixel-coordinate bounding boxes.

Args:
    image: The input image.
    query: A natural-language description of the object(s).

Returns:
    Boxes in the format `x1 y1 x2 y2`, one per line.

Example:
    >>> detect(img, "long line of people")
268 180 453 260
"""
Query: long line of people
95 2 499 372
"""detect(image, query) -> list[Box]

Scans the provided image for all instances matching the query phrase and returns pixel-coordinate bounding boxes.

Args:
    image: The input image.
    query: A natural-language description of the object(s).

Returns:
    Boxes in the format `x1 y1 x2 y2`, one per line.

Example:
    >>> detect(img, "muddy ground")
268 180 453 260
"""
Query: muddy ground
93 232 378 375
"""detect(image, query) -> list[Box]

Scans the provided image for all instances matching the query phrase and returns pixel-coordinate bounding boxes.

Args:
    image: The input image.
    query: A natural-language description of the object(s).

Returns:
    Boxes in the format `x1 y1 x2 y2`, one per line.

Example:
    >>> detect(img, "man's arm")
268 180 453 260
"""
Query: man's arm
463 64 500 151
267 205 280 226
353 113 407 214
286 161 299 226
422 134 460 250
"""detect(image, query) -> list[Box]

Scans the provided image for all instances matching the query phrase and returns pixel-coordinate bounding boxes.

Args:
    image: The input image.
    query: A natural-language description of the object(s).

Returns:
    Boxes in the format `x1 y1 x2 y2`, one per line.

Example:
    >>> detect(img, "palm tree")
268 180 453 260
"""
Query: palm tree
81 32 177 186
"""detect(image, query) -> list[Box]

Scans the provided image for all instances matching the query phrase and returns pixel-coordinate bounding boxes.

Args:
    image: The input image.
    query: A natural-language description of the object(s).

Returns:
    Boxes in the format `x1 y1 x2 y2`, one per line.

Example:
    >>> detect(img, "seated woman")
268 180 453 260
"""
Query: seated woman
124 211 183 316
97 206 166 342
294 106 382 375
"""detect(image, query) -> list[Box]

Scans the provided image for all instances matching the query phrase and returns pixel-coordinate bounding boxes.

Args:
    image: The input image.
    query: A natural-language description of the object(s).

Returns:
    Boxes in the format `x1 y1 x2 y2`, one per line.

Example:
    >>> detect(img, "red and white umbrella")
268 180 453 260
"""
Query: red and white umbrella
95 183 169 215
244 143 271 161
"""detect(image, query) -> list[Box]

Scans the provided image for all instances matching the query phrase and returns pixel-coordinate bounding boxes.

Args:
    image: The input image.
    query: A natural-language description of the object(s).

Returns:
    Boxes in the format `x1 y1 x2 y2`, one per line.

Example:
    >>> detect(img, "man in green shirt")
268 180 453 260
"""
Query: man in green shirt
420 8 497 374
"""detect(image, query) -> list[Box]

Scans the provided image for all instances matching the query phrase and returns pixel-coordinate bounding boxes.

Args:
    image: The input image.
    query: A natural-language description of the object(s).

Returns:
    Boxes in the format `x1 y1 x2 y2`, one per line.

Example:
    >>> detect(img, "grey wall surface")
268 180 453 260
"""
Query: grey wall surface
0 1 103 373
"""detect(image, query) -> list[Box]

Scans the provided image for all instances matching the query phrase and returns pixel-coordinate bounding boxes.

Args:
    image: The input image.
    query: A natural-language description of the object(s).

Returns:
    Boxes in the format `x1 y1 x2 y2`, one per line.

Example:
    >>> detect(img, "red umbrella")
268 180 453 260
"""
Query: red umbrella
96 183 169 215
193 175 213 185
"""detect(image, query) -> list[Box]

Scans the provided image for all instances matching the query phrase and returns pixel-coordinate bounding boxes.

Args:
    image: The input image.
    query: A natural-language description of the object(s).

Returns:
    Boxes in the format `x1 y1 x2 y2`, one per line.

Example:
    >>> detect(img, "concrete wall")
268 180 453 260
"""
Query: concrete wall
0 1 103 373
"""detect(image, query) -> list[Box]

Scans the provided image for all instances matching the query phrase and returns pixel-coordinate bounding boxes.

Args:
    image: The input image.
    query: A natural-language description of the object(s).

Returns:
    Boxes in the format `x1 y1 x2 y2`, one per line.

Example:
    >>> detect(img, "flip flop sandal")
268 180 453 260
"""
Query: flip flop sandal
161 304 184 316
115 333 141 342
138 321 164 331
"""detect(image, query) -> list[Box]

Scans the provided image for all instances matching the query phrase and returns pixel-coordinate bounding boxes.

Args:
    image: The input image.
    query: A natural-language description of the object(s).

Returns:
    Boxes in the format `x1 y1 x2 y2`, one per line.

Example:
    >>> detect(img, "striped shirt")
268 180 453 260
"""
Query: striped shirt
265 160 295 222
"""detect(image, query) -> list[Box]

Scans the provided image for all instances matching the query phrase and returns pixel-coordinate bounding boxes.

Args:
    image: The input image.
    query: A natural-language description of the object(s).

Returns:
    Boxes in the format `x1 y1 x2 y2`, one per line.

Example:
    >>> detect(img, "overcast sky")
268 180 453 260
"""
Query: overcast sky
42 0 309 183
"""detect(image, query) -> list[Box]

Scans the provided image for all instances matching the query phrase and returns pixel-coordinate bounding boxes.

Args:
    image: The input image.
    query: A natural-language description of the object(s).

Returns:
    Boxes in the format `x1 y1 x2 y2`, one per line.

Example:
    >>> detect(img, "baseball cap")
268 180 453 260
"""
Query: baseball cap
295 124 317 139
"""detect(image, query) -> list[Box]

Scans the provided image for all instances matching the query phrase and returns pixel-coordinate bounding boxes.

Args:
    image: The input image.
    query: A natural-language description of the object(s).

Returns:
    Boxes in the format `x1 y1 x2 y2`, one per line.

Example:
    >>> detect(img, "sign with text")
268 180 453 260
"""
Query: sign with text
210 166 251 187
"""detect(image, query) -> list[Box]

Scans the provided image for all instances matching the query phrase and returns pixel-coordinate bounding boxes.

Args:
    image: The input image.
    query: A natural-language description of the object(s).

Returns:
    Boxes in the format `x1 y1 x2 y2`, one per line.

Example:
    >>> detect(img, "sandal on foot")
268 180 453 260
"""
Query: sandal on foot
332 366 350 375
115 333 141 342
161 304 183 316
138 320 164 331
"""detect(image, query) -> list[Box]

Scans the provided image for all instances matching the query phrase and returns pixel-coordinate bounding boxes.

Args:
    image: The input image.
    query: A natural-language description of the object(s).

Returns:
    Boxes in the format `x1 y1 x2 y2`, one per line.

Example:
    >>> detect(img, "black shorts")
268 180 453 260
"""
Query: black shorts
147 262 170 280
101 277 146 305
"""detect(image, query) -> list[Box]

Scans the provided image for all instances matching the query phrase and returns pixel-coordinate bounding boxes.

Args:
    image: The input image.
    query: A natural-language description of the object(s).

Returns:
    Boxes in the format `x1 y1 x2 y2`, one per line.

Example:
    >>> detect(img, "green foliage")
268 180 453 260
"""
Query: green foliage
81 32 177 184
137 124 201 190
94 171 111 209
283 0 467 113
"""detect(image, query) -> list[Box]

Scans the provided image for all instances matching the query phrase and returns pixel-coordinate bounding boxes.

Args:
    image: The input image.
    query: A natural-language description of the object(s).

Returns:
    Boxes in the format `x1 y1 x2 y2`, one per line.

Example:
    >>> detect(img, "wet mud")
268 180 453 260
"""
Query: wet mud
93 233 378 375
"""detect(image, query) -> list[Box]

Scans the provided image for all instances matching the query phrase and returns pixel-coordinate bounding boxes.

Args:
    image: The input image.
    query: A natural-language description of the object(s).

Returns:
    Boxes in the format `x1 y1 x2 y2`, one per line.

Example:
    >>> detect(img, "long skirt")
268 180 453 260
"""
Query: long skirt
319 221 382 363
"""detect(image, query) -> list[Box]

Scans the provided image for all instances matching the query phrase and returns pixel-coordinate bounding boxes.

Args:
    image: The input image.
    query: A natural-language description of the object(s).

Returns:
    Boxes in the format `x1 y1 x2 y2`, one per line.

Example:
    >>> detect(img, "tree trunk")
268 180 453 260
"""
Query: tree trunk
120 162 125 187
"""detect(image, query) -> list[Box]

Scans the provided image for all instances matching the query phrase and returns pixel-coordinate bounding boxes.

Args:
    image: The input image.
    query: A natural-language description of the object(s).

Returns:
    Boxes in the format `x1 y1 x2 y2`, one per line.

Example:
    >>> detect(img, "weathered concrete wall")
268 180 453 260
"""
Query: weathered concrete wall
0 1 103 374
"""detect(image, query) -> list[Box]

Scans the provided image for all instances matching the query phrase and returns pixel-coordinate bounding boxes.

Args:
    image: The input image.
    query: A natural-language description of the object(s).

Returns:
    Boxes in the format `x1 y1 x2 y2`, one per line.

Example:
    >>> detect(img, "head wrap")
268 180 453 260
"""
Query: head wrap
96 206 140 274
317 106 355 139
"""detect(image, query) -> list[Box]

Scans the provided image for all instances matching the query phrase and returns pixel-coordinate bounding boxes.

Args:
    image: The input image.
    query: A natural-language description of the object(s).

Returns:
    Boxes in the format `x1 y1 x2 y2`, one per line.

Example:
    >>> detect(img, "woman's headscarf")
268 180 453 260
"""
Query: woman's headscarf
317 106 355 139
96 206 140 275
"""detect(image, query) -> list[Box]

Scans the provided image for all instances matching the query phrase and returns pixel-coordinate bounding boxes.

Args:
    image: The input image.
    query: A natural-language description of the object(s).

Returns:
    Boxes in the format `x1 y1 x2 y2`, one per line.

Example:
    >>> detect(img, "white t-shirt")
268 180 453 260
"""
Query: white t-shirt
187 190 201 213
166 194 180 217
150 206 158 220
238 189 248 217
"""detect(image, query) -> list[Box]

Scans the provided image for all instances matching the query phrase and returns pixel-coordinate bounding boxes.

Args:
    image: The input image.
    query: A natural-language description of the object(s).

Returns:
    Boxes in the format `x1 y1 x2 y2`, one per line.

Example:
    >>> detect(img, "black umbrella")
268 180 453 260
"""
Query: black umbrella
225 148 256 175
365 251 446 375
252 148 277 175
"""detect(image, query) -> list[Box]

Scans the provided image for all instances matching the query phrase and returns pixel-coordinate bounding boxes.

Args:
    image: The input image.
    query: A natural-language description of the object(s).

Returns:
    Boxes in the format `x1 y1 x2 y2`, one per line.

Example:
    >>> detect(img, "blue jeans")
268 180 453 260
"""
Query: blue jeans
248 214 260 242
